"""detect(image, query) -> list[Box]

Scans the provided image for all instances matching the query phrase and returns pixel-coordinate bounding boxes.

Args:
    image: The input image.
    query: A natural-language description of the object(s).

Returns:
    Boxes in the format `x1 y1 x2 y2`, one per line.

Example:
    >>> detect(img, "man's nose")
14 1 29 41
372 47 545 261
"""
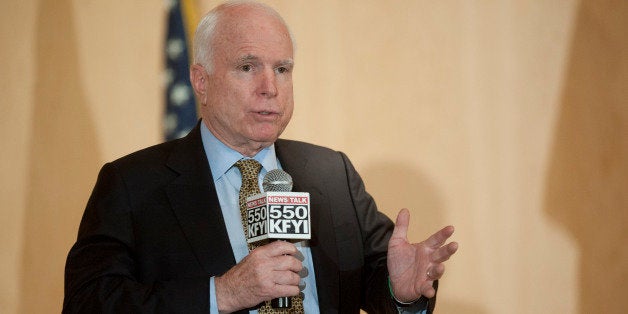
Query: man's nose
258 69 278 97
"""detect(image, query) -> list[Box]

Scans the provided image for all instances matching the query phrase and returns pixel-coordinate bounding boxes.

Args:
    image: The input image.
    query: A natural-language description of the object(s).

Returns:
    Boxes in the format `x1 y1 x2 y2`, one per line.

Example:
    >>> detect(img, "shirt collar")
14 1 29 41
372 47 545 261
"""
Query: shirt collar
200 122 279 181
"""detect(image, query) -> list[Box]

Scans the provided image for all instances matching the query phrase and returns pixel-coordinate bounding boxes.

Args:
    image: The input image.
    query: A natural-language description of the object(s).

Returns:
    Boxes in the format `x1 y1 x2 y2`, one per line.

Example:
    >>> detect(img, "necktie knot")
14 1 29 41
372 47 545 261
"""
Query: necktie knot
235 159 262 194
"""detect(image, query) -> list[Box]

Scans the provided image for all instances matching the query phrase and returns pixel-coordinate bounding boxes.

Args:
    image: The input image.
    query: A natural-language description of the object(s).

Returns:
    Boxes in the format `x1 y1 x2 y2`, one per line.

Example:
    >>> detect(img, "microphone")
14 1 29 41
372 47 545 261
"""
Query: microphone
262 169 293 192
245 169 311 308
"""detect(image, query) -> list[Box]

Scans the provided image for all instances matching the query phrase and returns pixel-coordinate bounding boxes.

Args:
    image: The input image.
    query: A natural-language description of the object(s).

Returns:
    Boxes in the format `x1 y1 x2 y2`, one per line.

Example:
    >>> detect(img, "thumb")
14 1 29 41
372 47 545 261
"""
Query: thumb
391 208 410 241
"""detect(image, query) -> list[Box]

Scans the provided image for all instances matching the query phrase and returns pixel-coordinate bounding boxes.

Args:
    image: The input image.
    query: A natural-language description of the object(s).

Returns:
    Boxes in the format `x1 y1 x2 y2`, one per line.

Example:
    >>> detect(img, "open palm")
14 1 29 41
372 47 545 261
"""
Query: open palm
387 208 458 302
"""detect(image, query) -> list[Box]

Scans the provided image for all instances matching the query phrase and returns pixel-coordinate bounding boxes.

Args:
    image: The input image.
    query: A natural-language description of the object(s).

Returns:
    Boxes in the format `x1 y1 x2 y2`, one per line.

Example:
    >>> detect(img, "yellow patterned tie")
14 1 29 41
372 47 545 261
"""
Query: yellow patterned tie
234 159 304 314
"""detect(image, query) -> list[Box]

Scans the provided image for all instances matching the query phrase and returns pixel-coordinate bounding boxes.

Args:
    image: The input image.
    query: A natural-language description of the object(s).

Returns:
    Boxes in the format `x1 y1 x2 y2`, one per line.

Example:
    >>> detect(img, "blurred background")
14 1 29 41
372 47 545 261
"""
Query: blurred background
1 0 626 313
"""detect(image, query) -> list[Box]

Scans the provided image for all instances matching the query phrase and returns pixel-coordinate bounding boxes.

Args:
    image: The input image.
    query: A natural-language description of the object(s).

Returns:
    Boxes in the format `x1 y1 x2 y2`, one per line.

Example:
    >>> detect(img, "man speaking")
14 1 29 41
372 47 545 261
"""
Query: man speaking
63 1 458 313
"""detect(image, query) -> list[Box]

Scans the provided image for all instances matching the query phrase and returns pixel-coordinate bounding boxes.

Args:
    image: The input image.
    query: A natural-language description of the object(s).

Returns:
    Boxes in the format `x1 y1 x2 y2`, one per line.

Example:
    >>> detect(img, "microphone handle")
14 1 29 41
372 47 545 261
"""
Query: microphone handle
271 238 292 308
271 296 291 308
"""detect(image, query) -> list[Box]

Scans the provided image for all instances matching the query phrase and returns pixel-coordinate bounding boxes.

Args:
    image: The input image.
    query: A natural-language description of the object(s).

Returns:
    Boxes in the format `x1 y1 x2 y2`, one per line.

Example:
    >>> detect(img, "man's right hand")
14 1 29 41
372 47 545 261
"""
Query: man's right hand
214 241 303 312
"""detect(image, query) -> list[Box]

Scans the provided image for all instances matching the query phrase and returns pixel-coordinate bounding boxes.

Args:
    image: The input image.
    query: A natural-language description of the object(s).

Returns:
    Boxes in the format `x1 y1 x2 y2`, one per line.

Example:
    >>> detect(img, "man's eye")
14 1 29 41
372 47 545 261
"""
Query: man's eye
276 67 288 74
241 64 252 72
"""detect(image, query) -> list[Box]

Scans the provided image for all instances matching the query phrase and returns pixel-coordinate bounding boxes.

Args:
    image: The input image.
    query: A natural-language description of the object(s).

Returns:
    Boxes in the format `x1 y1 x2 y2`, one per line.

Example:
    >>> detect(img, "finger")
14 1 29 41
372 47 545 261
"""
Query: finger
260 240 299 257
274 284 301 298
292 247 305 262
272 270 302 286
426 263 445 280
424 225 455 249
431 241 459 263
298 265 309 278
391 208 410 240
273 255 303 273
420 282 436 299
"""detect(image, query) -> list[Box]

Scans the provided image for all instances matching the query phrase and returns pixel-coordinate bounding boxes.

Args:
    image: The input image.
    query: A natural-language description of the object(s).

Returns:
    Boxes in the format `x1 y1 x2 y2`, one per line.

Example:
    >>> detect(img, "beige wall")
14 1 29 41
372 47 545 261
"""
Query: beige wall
1 0 626 313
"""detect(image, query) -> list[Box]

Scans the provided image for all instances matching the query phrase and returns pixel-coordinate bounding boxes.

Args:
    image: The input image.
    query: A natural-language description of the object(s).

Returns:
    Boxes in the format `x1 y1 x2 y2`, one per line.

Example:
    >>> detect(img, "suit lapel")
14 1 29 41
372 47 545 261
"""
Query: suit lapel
165 124 236 276
275 140 340 311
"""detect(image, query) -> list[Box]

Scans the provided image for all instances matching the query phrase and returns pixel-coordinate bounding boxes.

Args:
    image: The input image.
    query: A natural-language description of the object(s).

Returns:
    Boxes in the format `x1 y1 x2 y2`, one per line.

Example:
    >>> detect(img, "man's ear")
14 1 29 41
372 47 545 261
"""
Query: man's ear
190 64 207 103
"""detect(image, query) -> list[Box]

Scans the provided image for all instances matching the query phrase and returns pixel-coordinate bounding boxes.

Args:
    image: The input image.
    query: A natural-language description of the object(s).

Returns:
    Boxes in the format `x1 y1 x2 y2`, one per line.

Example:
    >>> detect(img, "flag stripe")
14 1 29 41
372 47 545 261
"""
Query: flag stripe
164 0 198 140
181 0 199 62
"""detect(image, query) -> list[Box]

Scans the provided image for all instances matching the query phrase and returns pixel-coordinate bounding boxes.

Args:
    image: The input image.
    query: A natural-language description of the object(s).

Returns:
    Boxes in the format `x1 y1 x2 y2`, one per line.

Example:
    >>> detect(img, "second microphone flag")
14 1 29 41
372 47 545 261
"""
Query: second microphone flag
246 191 311 243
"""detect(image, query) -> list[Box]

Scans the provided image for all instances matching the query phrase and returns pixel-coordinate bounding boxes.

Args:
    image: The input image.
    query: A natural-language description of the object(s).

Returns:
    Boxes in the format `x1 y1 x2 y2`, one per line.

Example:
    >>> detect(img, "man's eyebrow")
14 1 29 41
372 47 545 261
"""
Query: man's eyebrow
238 54 260 63
236 55 294 67
277 59 294 68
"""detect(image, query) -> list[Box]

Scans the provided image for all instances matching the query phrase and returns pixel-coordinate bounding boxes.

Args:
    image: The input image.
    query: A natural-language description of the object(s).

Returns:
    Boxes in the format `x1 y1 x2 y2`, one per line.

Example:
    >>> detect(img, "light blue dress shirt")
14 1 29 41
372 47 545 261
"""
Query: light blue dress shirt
200 124 319 314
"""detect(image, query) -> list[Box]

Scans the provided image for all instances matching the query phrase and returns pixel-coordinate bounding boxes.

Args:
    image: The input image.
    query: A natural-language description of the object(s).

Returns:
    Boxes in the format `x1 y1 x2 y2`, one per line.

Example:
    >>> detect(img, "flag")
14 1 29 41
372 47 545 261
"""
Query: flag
164 0 198 140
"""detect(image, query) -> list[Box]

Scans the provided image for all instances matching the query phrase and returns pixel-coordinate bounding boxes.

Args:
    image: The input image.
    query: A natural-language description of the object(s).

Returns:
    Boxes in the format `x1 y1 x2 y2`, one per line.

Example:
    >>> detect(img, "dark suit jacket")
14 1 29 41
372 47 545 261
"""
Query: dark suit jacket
64 124 435 313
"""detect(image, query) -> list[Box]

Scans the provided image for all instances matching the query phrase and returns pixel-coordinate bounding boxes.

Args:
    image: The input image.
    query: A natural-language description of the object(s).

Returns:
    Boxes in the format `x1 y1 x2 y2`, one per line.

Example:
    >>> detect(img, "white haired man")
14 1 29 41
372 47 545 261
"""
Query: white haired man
64 1 457 313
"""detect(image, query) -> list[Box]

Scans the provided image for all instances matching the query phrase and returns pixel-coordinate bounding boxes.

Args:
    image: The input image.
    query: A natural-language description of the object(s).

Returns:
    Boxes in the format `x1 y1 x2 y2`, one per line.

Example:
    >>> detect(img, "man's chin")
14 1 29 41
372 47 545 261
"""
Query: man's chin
249 137 278 148
248 128 284 144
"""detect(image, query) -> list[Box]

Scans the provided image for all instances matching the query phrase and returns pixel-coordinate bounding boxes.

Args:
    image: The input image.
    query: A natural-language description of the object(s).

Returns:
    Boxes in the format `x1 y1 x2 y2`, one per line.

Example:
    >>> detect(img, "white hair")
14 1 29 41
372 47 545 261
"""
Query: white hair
192 0 296 73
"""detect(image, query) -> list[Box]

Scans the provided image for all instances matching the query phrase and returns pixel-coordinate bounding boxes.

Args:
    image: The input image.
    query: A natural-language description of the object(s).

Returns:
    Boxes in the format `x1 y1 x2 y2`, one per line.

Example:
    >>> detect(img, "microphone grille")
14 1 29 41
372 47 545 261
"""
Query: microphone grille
263 169 293 192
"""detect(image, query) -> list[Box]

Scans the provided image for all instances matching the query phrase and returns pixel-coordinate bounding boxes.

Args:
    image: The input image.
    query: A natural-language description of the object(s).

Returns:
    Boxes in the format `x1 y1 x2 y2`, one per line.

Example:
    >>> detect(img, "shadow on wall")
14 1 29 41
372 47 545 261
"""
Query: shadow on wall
19 0 101 312
544 1 628 314
361 161 487 314
362 161 445 237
